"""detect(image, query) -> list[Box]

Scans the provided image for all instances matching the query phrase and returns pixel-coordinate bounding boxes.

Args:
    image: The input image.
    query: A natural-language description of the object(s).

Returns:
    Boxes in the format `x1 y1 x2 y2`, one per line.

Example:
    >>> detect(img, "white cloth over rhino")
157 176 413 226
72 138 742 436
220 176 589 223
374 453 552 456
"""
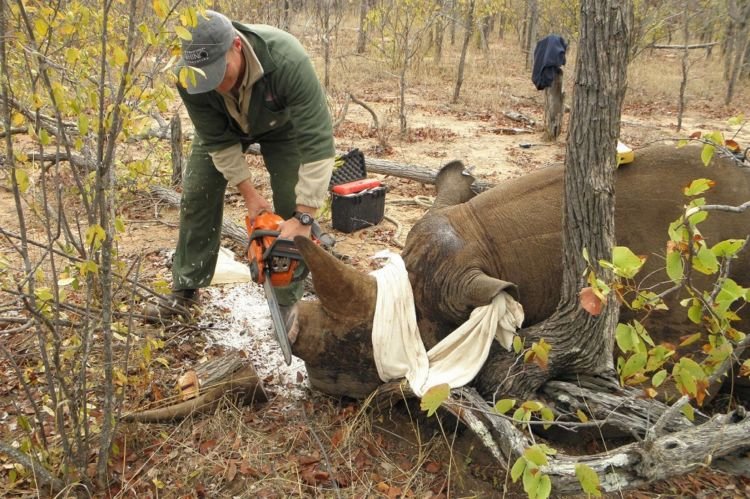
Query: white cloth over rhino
370 251 524 397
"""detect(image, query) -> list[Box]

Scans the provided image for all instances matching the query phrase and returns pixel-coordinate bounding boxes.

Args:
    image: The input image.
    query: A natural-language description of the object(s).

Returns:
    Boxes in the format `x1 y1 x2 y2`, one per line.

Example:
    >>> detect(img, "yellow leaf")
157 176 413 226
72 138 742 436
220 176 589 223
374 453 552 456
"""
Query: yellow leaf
34 18 49 38
175 26 192 41
576 409 588 422
152 0 168 19
14 169 30 193
11 112 24 127
114 46 127 67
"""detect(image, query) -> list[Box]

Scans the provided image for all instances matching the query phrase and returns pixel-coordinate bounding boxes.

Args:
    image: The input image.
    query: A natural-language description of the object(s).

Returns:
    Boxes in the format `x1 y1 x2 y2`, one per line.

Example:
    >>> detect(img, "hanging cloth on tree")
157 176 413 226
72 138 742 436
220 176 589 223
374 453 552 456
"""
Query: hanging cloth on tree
532 34 568 90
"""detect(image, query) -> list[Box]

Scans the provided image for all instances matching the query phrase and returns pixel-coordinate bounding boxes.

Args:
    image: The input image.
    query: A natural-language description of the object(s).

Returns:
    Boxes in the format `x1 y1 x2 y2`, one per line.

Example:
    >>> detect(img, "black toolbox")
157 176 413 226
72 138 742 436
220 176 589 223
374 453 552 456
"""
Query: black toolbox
329 149 386 233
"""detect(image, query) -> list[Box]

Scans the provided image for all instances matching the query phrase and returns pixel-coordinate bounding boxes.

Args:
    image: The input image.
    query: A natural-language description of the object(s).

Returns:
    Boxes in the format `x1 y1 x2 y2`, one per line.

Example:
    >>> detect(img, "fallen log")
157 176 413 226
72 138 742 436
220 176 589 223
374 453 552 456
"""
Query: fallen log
122 352 267 423
243 144 495 193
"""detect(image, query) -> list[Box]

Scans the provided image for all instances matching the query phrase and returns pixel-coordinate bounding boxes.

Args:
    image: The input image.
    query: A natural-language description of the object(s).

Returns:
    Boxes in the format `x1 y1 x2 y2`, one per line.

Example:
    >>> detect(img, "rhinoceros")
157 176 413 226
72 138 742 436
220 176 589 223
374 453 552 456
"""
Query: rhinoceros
290 145 750 400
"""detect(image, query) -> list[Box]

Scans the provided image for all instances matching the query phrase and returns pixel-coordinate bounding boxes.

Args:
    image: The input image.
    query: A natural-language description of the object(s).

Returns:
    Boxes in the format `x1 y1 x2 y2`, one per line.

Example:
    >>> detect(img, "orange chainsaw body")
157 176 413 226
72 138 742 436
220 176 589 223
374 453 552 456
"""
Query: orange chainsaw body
245 212 299 287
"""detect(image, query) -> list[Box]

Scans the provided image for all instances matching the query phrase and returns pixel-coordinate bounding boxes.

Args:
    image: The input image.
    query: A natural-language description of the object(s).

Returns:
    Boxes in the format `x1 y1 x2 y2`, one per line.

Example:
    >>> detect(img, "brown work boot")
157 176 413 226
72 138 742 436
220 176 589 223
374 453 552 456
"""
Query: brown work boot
142 289 200 323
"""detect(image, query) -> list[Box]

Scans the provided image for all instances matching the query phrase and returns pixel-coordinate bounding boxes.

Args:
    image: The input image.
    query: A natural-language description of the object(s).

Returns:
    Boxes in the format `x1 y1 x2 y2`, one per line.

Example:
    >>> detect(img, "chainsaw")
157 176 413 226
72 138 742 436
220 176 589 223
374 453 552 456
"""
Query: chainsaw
246 211 323 365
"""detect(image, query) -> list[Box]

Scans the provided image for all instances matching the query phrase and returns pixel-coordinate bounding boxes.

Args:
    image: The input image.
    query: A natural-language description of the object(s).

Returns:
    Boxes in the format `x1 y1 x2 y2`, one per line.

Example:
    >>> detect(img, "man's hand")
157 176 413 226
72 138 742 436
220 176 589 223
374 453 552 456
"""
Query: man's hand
279 216 312 240
237 179 272 222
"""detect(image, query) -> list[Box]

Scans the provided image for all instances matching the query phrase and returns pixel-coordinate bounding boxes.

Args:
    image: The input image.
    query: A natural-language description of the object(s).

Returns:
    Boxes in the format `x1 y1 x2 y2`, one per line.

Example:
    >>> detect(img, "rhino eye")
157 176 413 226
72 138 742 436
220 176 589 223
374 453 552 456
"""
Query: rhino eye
199 50 208 58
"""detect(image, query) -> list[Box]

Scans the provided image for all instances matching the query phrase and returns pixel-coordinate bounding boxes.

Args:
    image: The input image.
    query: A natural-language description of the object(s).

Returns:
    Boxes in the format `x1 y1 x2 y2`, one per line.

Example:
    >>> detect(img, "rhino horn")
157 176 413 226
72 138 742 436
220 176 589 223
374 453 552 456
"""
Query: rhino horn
294 236 376 321
432 160 476 211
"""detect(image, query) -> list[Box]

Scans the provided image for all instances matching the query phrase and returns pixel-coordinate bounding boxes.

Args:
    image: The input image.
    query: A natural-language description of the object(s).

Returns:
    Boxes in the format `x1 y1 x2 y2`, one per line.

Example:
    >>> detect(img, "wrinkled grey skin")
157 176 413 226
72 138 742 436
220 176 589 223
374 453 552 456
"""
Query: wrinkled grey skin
292 145 750 399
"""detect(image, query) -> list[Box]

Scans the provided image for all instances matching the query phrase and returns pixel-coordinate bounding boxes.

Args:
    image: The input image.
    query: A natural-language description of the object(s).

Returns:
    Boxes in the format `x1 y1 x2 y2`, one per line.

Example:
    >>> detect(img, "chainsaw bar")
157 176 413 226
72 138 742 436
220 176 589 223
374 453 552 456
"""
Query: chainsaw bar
263 266 293 365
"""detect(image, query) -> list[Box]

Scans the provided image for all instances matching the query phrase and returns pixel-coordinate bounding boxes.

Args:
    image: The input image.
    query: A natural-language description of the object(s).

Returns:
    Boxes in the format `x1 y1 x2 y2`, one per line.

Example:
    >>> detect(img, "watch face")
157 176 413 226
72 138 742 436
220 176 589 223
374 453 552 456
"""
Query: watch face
296 212 314 225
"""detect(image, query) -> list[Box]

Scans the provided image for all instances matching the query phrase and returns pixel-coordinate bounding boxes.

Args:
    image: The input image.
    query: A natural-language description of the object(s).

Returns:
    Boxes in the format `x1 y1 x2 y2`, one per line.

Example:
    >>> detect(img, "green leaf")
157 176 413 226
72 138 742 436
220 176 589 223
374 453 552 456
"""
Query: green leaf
575 463 602 496
610 246 646 279
536 474 552 499
510 456 526 482
523 466 540 497
701 144 715 166
85 224 106 250
39 128 50 146
666 250 684 283
512 407 527 422
114 216 126 233
540 407 554 430
620 352 647 381
668 218 690 243
652 369 668 388
524 445 549 467
728 115 743 126
683 178 714 196
78 115 89 135
692 245 719 275
687 300 702 324
633 320 655 347
682 403 695 421
513 335 523 354
615 323 634 353
712 239 745 258
494 399 516 415
420 383 450 417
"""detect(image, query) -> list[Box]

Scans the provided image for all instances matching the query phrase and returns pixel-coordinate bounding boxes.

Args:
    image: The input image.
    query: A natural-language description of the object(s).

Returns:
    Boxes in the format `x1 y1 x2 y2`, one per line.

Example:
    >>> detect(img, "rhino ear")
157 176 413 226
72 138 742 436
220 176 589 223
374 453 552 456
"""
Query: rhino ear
465 270 518 306
432 160 476 211
294 236 376 321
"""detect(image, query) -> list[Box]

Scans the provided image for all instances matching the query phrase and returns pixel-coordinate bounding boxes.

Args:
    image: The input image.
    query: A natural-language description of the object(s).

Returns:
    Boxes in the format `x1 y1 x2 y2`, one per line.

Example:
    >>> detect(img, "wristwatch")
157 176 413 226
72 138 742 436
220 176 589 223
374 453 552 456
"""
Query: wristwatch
293 211 315 226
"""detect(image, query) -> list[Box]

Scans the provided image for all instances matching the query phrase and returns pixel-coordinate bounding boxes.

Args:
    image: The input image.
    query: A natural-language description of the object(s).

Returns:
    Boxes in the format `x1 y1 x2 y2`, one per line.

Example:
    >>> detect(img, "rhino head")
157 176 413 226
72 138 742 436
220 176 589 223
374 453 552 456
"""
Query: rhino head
290 160 518 398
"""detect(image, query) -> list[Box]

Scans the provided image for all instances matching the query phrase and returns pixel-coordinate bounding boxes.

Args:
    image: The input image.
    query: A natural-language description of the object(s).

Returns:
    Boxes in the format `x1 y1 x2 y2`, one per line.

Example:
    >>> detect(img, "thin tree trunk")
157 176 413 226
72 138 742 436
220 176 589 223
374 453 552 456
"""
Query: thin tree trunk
452 0 474 104
677 5 690 131
525 0 538 69
434 0 445 64
356 0 369 54
170 114 183 186
543 70 564 140
725 7 750 105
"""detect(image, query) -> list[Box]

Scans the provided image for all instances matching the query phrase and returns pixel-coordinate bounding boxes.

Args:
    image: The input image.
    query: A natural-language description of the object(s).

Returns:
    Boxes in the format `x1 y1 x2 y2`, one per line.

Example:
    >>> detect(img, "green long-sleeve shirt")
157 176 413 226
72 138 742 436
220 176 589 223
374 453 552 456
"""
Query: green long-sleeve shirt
177 23 334 208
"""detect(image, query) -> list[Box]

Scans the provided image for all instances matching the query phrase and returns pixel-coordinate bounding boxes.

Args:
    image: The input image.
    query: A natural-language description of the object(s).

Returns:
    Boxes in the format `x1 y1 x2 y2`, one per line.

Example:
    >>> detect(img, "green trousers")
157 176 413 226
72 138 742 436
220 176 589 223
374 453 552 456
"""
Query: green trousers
172 132 306 306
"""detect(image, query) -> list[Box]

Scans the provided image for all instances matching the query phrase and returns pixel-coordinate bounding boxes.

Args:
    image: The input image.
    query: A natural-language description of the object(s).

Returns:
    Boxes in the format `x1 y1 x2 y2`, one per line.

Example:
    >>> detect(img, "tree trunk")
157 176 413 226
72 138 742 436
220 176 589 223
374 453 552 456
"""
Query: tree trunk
170 114 183 186
434 0 445 64
543 70 564 140
477 0 632 400
452 0 474 104
677 5 690 131
725 0 750 105
524 0 538 69
356 0 369 54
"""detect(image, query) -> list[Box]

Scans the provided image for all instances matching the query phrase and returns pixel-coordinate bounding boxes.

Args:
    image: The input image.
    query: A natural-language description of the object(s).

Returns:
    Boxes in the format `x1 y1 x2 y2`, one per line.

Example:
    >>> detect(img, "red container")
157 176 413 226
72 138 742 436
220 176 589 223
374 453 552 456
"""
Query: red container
332 178 382 195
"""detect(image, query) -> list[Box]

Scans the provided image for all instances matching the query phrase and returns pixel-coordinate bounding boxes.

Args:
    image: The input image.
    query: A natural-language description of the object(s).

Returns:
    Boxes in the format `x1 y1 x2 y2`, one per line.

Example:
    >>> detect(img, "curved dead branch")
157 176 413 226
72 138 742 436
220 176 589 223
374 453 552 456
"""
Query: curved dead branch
121 357 267 423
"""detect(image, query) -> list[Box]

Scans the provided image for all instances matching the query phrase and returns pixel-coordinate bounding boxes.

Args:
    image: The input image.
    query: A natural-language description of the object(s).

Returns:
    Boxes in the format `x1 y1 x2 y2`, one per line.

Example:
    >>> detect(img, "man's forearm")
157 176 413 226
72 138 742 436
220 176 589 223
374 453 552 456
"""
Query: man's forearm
237 179 271 216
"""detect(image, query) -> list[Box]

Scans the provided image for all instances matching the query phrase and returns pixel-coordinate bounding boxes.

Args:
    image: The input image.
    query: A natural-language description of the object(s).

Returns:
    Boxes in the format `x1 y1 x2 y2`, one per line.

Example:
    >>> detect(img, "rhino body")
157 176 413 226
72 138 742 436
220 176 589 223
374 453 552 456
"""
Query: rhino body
292 145 750 399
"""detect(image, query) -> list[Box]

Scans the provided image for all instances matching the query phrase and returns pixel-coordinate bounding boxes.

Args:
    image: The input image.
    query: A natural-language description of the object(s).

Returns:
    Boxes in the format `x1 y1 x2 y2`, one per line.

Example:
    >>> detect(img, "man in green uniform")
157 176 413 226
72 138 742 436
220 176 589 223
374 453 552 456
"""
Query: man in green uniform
145 10 334 320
